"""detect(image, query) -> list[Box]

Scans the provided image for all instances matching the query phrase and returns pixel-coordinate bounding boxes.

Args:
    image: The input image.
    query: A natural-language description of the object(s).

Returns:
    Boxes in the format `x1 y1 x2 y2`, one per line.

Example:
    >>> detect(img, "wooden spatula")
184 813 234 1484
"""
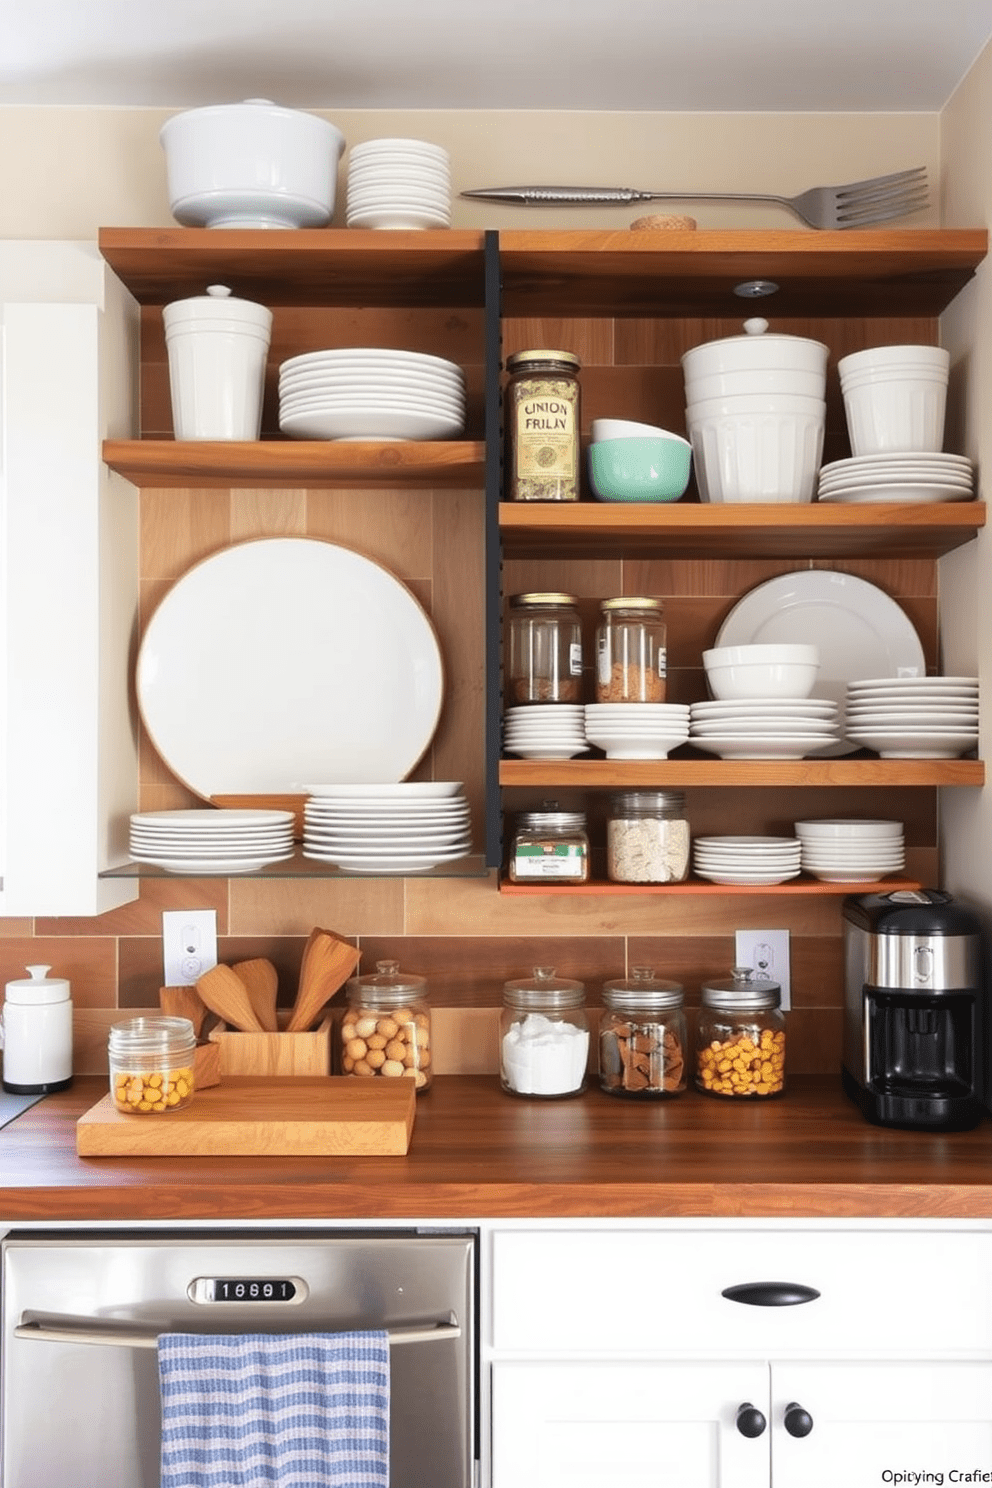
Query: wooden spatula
159 984 208 1038
286 928 361 1032
195 964 265 1032
232 958 279 1032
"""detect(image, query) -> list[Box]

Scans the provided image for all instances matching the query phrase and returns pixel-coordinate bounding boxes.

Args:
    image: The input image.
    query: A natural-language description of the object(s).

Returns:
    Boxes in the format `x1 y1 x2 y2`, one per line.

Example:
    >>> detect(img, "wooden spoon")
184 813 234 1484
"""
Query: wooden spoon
232 958 279 1032
287 928 360 1032
159 984 208 1038
195 963 265 1032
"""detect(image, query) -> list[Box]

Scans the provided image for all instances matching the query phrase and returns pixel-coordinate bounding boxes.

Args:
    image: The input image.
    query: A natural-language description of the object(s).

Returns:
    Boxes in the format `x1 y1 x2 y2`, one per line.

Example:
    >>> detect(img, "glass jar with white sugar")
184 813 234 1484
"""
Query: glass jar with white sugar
499 967 588 1098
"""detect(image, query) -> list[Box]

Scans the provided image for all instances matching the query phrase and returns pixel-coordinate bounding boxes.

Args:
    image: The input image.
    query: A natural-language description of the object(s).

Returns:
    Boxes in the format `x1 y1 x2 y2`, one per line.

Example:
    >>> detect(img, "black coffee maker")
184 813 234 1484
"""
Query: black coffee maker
842 890 985 1131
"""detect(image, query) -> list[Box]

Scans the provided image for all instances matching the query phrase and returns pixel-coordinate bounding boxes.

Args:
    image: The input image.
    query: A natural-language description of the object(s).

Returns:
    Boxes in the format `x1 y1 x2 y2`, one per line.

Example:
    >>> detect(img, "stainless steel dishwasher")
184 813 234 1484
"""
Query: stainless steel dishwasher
1 1227 478 1488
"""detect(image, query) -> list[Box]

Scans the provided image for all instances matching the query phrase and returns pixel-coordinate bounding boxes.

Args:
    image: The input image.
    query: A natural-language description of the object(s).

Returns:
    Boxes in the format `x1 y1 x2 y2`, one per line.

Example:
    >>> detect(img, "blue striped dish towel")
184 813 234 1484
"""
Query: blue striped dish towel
158 1330 390 1488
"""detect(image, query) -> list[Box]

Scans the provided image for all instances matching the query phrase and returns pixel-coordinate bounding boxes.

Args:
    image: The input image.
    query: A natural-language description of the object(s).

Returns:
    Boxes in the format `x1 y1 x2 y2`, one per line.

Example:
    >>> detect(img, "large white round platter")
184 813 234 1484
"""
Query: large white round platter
715 571 925 754
279 405 463 440
136 538 444 797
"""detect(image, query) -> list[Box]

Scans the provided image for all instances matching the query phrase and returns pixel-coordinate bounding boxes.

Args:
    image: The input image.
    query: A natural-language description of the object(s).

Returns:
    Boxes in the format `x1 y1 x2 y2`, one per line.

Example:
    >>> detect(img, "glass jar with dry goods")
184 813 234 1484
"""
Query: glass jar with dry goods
595 598 668 703
599 967 687 1098
507 592 583 705
505 349 581 502
695 966 786 1099
108 1015 197 1115
340 960 432 1092
606 790 690 883
500 966 589 1097
508 808 590 884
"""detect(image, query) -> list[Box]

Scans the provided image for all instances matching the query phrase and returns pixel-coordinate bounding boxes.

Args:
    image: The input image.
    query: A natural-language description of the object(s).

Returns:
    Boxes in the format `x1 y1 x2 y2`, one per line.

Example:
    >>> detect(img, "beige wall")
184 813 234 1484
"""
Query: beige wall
0 95 974 1077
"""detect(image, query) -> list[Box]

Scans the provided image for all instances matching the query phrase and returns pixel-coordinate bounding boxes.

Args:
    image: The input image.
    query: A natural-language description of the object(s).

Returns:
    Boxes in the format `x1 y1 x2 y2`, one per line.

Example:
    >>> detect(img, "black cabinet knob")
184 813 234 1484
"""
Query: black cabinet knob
736 1403 767 1438
784 1402 814 1437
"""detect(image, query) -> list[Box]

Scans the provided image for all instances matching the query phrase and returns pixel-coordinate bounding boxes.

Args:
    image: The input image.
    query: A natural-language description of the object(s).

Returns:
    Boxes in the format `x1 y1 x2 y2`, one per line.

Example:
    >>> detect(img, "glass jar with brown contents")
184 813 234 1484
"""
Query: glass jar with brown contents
595 597 667 703
599 967 687 1098
339 960 432 1092
505 349 581 502
507 593 583 704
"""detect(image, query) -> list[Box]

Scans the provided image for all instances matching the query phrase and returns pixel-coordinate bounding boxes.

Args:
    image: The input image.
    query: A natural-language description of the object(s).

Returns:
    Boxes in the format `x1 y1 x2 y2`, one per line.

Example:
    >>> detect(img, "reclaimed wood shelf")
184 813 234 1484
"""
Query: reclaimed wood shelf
499 499 986 560
498 874 923 895
499 758 985 788
103 438 486 489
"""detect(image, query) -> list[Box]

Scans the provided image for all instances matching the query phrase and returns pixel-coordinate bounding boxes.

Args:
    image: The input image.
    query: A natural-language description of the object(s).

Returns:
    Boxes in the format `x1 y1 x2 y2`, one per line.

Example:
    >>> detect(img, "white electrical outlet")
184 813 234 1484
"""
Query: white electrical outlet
162 909 218 987
735 928 791 1010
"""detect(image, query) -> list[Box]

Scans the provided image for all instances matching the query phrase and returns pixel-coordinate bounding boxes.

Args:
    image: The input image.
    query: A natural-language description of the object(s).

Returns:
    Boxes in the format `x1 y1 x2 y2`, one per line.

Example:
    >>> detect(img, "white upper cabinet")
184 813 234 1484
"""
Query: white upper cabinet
0 242 140 915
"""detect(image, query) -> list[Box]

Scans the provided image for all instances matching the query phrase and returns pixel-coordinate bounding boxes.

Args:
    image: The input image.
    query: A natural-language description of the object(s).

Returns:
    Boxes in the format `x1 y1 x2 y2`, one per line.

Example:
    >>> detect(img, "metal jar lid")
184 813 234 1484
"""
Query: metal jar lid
610 790 686 816
506 349 581 372
503 965 585 1010
700 966 781 1011
600 597 665 613
509 592 579 608
602 966 684 1011
347 959 428 1006
518 811 587 832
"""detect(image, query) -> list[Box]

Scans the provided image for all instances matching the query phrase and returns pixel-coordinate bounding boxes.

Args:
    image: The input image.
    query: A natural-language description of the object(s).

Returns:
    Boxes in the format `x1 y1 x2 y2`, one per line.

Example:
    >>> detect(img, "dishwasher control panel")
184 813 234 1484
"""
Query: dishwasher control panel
188 1276 308 1305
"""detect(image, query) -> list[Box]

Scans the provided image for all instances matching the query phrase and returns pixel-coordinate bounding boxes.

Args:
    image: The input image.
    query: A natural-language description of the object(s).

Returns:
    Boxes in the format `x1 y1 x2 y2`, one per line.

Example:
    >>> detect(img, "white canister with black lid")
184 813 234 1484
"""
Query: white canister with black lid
0 964 73 1093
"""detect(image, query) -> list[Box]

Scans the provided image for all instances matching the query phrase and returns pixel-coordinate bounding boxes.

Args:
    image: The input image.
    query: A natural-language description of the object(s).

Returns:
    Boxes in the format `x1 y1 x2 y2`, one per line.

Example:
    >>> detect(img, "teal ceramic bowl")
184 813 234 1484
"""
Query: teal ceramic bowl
588 434 692 503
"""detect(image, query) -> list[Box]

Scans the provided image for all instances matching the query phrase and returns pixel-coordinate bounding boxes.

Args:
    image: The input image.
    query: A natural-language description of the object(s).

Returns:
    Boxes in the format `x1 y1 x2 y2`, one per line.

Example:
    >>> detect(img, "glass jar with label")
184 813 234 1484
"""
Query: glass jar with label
108 1015 197 1115
340 960 432 1092
507 593 583 704
596 597 667 703
606 790 690 883
695 967 786 1099
505 349 581 502
500 966 589 1097
508 809 590 884
599 967 687 1098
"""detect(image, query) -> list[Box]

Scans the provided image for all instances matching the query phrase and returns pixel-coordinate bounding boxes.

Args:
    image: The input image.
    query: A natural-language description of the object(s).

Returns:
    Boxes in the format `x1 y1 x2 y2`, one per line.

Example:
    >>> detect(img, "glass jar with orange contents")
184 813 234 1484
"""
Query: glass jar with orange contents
695 967 786 1098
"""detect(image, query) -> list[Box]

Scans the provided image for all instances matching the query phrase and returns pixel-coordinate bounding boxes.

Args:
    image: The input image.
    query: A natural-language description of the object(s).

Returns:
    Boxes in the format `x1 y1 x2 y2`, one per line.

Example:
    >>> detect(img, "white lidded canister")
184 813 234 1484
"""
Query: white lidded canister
163 283 273 440
0 964 73 1093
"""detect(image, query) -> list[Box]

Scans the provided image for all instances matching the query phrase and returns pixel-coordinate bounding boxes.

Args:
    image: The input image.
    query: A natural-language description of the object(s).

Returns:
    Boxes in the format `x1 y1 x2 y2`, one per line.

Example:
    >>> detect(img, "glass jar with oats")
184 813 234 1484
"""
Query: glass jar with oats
595 597 667 703
505 349 581 501
606 789 690 883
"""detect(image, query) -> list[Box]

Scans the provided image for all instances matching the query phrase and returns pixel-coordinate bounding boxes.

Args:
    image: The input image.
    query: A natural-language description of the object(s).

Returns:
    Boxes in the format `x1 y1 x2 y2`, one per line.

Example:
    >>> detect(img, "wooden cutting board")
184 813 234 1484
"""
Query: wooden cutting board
76 1076 416 1157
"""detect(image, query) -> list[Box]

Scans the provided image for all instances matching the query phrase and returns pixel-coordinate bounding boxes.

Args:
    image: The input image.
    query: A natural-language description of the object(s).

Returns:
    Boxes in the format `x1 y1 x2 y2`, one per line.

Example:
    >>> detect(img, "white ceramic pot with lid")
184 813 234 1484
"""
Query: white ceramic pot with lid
682 317 830 386
160 98 346 229
163 284 274 440
0 964 73 1094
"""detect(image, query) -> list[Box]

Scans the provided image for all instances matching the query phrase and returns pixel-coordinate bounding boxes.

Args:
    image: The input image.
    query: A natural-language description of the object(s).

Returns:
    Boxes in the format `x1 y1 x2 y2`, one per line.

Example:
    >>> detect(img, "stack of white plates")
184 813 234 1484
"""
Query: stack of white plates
816 452 975 505
302 783 472 874
688 697 842 759
583 702 691 760
346 138 451 230
129 808 296 875
503 706 587 760
278 347 466 441
845 676 979 759
692 835 803 886
794 818 905 884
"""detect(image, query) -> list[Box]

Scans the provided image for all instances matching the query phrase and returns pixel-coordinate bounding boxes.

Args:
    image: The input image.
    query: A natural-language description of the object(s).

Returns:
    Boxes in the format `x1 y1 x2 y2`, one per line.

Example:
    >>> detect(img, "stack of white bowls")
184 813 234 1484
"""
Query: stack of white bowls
346 138 451 229
584 702 690 759
503 705 588 760
845 675 979 759
794 819 906 884
837 345 949 456
681 318 828 503
278 347 466 441
692 835 803 886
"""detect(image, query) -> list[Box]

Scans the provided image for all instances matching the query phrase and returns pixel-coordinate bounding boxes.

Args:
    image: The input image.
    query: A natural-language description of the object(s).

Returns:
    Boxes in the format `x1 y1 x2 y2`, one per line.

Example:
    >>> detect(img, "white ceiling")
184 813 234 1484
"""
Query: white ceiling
3 0 992 112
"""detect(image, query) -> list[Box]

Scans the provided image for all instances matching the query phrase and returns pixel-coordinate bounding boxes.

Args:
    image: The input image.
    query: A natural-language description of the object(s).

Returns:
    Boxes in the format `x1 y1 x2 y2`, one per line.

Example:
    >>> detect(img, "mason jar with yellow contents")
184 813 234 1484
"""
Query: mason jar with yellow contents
695 967 786 1098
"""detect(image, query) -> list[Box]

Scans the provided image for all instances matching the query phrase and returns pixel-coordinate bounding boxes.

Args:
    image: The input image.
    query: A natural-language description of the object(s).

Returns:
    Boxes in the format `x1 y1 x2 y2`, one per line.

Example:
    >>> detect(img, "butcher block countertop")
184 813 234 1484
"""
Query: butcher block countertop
2 1075 992 1223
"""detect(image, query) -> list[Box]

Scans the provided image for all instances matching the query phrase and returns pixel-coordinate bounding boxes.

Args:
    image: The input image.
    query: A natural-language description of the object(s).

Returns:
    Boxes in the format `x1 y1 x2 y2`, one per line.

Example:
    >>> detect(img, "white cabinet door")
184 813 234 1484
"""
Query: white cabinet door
772 1361 992 1487
492 1361 770 1488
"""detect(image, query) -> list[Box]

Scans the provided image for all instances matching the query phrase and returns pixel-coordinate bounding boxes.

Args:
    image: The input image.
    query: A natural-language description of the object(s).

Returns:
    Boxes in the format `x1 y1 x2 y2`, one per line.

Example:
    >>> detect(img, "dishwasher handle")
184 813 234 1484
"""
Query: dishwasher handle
14 1315 461 1350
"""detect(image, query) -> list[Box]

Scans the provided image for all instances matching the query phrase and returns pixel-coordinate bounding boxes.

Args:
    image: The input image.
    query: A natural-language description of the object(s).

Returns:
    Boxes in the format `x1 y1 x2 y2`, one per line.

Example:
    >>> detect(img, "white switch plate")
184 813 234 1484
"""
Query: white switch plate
162 909 218 987
735 928 791 1010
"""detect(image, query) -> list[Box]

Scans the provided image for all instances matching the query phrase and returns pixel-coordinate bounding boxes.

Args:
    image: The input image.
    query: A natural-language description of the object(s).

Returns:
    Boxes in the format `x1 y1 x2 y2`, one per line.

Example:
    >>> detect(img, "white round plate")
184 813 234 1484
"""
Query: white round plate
302 782 462 798
130 809 295 828
346 210 451 230
845 709 977 725
804 868 904 883
690 720 838 736
690 734 837 759
136 538 444 796
131 832 294 849
693 836 801 850
590 744 687 760
694 868 803 885
303 848 470 873
847 678 977 693
847 730 977 758
130 852 295 874
820 453 973 475
817 483 974 504
690 700 836 718
505 745 590 759
280 348 463 376
279 371 464 396
715 570 925 754
279 405 463 440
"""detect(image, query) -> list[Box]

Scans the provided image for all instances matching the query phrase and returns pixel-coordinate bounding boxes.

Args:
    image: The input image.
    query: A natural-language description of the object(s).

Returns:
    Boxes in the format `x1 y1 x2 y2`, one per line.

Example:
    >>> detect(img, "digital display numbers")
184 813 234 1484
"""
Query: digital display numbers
211 1278 298 1302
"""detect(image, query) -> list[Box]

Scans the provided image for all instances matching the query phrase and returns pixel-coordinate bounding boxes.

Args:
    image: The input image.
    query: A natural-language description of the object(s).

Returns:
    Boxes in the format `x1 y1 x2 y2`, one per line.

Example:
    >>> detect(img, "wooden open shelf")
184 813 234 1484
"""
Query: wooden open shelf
103 438 486 489
499 874 923 895
499 758 985 788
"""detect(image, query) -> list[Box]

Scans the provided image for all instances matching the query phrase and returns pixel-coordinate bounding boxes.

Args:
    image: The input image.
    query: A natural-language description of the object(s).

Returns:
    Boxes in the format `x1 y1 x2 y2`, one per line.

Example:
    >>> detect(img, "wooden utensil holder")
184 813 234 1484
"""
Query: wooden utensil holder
208 1010 334 1077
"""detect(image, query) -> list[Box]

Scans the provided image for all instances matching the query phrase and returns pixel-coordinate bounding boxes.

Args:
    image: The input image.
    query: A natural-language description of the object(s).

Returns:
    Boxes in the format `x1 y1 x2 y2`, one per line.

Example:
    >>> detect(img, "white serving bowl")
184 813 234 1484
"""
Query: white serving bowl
687 405 825 504
590 417 673 442
160 99 345 229
682 320 829 380
703 644 819 700
685 368 826 402
794 819 904 839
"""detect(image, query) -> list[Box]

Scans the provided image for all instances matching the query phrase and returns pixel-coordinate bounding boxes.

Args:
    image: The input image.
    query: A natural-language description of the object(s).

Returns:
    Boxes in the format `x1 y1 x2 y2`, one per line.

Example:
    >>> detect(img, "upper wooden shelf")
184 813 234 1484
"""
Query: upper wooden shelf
499 499 986 560
500 758 985 788
98 227 489 307
103 438 486 489
497 228 989 318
